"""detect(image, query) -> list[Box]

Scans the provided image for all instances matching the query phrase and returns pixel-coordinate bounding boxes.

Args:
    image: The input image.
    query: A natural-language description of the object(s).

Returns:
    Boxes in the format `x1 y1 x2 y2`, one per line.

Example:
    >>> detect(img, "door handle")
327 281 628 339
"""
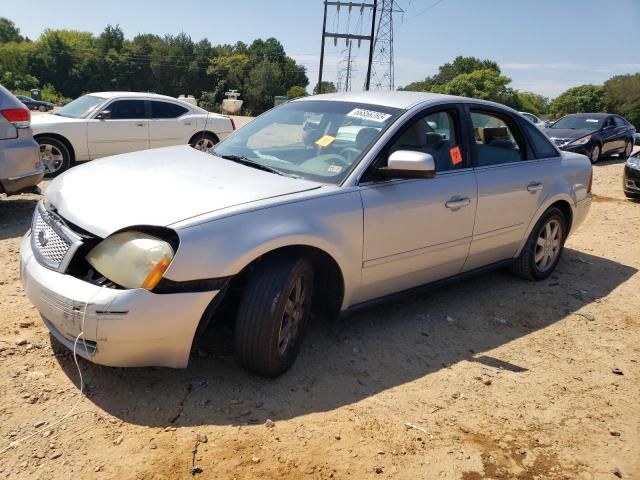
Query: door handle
445 197 471 209
527 182 544 192
135 123 145 127
183 122 192 126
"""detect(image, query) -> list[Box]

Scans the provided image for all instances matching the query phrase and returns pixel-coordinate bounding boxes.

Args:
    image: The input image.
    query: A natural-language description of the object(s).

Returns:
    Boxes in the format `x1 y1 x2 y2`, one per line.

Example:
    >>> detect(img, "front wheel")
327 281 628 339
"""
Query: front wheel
37 136 72 177
589 144 601 164
234 255 314 377
38 105 47 112
621 141 633 159
509 207 567 281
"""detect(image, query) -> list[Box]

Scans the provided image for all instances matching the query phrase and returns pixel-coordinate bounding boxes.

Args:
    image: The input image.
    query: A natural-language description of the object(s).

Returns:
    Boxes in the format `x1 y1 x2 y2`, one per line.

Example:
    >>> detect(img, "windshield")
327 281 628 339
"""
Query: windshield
551 116 603 130
213 100 402 184
56 94 105 118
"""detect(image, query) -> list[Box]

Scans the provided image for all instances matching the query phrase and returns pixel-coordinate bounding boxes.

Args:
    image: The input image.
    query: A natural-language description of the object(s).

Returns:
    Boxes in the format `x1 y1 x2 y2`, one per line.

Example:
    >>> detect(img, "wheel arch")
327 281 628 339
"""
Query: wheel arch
188 130 220 145
34 133 76 163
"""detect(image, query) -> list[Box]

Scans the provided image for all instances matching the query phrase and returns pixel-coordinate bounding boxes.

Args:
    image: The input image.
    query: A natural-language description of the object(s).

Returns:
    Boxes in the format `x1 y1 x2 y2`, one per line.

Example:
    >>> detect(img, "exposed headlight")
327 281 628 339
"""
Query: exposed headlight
85 231 174 289
570 135 591 146
627 155 640 170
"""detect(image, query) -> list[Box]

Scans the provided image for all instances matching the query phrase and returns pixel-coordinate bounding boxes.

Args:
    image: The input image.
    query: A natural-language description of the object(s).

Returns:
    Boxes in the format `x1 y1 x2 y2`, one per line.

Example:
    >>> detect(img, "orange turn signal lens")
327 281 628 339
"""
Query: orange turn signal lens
142 258 172 289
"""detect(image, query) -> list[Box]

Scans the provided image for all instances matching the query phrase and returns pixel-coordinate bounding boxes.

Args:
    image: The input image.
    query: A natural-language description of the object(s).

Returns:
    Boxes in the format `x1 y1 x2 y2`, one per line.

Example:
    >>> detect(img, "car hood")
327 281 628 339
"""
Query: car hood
544 128 594 140
45 145 322 238
31 113 85 127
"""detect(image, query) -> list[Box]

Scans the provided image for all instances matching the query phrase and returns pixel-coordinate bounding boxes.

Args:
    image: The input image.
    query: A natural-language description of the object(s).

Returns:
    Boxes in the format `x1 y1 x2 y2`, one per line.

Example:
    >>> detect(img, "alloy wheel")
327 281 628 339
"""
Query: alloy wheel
534 218 562 272
590 145 600 163
194 138 215 153
624 142 632 158
39 143 64 174
278 274 308 356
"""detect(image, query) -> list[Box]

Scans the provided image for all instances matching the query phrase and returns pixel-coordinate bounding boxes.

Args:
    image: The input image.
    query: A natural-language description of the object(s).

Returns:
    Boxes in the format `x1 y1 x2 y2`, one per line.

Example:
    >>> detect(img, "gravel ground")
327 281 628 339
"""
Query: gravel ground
0 156 638 479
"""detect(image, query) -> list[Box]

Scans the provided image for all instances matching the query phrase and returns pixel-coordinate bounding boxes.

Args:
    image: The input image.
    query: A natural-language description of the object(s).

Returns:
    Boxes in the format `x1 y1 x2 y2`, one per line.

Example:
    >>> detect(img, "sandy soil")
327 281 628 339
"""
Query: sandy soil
0 157 638 480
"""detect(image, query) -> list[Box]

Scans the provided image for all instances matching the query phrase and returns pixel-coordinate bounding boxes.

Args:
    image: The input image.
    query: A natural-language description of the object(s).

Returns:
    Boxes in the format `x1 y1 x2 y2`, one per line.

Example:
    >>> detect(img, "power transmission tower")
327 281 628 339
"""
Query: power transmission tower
370 0 402 91
336 40 355 92
318 1 378 93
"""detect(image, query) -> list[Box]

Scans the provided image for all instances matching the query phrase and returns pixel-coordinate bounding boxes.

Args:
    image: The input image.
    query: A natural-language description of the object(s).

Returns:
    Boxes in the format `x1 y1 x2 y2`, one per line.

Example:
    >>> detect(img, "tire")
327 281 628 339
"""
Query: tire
624 191 640 199
38 105 47 112
509 207 567 281
621 140 633 159
234 254 314 377
190 132 218 153
589 144 601 164
36 136 72 178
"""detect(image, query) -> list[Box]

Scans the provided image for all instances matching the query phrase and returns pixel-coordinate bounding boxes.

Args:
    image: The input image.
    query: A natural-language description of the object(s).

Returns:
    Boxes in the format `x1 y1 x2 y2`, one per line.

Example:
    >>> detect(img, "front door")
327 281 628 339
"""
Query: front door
357 107 477 303
87 99 149 159
464 108 548 271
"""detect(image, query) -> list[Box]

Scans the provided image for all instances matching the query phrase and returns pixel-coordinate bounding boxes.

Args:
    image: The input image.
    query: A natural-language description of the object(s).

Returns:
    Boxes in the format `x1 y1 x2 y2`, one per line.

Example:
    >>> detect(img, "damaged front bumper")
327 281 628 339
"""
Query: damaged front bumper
20 232 218 368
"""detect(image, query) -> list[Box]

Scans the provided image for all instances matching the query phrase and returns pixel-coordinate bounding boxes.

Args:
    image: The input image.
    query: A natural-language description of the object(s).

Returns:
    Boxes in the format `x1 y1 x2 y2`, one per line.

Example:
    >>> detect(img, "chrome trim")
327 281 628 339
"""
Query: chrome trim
30 201 83 273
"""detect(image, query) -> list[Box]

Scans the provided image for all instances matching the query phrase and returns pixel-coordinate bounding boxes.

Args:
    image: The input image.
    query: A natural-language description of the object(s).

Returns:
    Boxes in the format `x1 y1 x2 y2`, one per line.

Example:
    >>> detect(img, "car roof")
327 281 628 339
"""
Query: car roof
90 91 186 101
293 90 510 111
563 112 610 118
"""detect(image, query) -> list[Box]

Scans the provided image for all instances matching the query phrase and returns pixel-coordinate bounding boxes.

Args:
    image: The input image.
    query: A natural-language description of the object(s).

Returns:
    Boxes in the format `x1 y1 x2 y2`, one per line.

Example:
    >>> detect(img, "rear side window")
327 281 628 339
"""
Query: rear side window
150 101 188 119
521 120 559 159
471 111 524 166
109 100 146 119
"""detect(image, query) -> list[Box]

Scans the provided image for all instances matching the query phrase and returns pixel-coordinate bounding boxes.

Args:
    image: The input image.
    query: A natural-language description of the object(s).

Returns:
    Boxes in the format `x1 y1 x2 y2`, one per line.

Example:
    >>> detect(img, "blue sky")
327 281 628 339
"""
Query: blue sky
5 0 640 97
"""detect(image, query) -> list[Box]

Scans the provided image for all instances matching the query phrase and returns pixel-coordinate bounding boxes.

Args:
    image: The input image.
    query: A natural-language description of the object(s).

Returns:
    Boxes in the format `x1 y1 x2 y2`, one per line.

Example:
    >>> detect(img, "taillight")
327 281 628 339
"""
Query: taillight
587 170 593 193
1 108 31 128
230 117 236 130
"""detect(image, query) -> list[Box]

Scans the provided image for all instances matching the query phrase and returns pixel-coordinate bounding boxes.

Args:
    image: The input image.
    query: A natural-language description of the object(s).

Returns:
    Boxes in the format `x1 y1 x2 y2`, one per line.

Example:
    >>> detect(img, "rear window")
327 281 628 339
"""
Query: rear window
521 121 559 159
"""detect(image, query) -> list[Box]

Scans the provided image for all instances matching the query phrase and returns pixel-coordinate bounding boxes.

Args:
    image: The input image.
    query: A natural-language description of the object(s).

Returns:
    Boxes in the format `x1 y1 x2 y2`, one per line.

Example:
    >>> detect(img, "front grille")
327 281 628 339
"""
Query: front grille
31 202 83 272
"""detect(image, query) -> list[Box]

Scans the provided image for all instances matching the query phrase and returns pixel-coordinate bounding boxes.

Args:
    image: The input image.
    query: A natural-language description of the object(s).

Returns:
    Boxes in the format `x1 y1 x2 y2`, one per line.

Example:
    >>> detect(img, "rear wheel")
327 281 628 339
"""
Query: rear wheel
589 144 601 164
38 105 47 112
234 254 314 377
37 136 72 177
509 207 567 281
190 132 218 153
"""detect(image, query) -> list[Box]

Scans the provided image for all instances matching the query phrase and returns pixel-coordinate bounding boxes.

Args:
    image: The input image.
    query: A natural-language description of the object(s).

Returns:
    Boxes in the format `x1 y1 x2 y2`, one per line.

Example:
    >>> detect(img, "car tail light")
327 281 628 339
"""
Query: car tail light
1 108 31 128
230 117 236 130
587 170 593 193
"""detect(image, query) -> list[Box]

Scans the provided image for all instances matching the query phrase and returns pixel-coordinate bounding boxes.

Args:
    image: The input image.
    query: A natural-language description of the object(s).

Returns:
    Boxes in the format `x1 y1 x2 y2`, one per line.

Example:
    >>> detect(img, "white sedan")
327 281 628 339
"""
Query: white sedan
32 92 235 176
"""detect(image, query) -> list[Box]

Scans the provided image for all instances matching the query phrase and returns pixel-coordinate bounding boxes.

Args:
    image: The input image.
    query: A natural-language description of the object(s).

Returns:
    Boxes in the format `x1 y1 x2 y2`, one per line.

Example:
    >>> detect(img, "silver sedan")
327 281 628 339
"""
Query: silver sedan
20 91 593 377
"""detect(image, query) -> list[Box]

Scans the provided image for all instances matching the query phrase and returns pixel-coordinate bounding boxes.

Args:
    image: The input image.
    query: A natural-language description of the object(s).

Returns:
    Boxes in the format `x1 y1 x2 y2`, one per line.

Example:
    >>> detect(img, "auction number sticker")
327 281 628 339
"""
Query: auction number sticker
346 108 391 123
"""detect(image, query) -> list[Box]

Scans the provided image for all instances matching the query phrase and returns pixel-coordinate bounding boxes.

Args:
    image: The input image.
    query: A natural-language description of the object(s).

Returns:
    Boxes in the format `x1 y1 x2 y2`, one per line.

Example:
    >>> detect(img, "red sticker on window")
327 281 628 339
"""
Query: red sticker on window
450 146 462 165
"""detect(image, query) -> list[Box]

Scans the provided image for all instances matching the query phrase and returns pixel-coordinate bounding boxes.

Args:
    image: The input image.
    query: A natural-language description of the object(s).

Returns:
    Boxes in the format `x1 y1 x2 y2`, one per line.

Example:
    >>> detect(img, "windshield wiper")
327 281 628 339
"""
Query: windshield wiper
216 153 291 177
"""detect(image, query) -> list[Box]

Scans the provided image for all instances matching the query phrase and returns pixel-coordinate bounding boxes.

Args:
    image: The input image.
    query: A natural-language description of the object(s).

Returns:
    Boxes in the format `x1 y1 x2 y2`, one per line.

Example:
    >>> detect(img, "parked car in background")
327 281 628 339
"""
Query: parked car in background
31 91 236 177
20 91 592 377
16 95 54 112
544 113 636 163
520 111 545 129
623 150 640 199
0 85 44 196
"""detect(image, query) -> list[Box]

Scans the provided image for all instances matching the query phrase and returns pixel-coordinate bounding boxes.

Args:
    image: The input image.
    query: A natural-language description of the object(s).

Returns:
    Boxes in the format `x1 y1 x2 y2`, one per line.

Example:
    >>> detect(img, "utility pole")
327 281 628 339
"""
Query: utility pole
318 1 377 93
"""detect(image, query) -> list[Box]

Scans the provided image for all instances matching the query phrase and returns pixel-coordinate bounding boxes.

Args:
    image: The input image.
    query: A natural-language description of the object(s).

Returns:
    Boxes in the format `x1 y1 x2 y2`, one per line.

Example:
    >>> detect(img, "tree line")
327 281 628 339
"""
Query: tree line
0 17 309 115
399 56 640 127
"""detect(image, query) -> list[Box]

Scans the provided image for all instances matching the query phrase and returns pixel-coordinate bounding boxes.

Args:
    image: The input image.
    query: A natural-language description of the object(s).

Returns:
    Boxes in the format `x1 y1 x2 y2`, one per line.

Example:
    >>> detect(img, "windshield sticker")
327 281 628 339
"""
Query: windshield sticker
315 135 336 147
586 119 599 123
327 164 343 173
449 146 463 165
346 108 392 123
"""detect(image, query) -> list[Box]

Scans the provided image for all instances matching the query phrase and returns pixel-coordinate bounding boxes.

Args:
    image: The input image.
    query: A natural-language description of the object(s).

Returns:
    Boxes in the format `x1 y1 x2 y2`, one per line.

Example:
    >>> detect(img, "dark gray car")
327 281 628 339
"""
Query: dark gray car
0 84 43 195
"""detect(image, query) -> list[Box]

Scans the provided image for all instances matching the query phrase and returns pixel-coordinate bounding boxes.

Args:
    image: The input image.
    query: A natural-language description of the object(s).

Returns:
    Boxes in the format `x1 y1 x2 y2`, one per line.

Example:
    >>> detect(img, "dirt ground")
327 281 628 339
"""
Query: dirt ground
0 156 638 480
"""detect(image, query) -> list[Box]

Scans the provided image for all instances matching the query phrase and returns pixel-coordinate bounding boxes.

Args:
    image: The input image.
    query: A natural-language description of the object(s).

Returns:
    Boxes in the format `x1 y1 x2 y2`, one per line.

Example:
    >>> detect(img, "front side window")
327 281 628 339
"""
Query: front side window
614 116 627 127
471 111 524 166
150 101 188 119
213 100 401 184
108 100 146 120
387 110 463 172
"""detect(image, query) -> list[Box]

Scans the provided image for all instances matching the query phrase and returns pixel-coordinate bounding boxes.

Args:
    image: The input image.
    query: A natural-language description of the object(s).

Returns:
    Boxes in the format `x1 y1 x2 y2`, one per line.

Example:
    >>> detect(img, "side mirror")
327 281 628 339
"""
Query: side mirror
379 150 436 179
95 110 111 120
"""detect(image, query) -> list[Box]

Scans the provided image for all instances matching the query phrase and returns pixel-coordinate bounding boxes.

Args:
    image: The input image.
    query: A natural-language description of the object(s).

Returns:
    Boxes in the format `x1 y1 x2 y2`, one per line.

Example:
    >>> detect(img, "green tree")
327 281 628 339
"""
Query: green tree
549 84 604 118
0 17 22 44
313 81 337 94
516 91 550 117
433 68 521 108
287 85 307 98
602 73 640 127
399 56 500 92
244 59 284 113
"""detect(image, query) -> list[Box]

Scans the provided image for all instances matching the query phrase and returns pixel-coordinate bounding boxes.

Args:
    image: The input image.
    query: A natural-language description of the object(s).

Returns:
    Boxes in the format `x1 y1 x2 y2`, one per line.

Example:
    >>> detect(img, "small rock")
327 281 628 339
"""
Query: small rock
15 338 27 346
375 466 384 474
613 467 623 478
576 312 595 321
251 456 260 464
94 466 102 473
191 466 203 475
163 426 176 432
495 317 508 325
196 433 208 443
609 428 621 437
149 443 157 449
42 430 52 438
34 421 45 428
446 316 455 323
35 452 45 459
352 347 360 354
334 435 341 440
113 435 124 446
50 452 62 460
452 391 462 399
19 322 33 328
482 378 492 386
612 368 624 376
264 419 276 429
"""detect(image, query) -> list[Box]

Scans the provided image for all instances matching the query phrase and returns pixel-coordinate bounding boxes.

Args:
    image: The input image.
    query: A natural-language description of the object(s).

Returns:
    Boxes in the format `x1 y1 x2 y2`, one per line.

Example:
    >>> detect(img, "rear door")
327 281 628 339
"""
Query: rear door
464 106 550 271
357 105 477 302
148 100 196 149
87 99 149 158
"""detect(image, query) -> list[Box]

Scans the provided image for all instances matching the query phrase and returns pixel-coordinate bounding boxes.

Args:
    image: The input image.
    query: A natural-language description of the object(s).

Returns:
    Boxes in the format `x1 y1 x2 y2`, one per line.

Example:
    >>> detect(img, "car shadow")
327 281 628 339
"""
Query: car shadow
0 196 38 241
594 154 627 166
52 248 636 428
